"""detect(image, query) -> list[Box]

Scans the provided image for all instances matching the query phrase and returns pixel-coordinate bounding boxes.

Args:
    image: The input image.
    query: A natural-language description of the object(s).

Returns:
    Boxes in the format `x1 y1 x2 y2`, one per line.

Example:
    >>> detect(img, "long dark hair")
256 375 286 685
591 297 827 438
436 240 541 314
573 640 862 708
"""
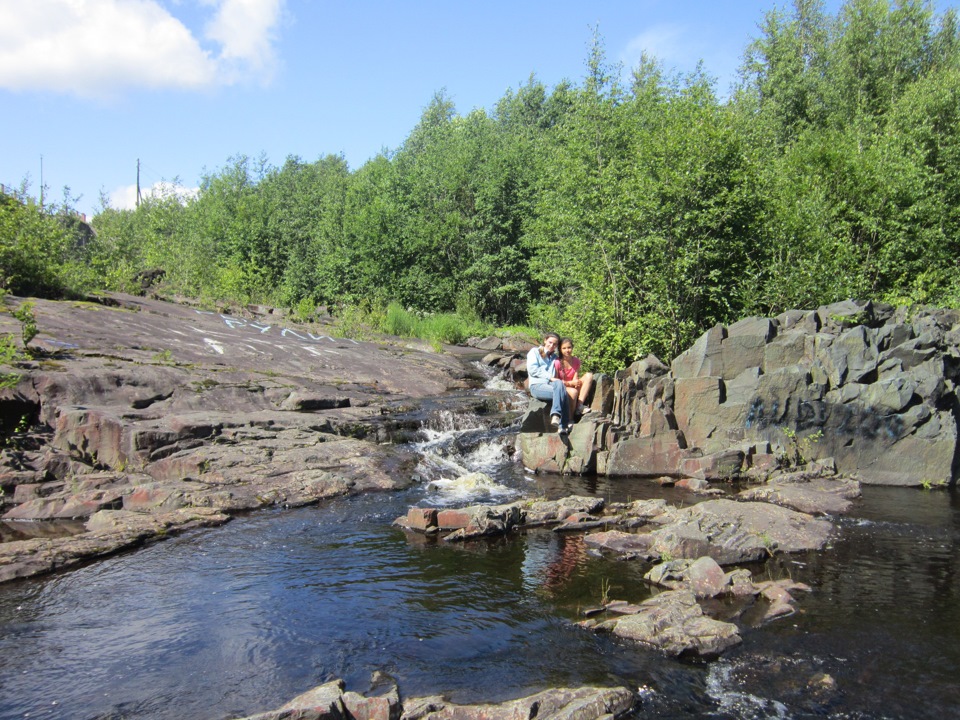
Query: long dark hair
559 337 575 368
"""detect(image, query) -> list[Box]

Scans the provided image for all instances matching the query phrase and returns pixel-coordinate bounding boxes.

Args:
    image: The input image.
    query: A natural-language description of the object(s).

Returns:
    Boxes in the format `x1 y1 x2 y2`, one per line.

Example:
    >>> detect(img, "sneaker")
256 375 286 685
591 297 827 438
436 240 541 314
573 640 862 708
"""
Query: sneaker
558 424 569 435
580 406 592 415
550 414 561 427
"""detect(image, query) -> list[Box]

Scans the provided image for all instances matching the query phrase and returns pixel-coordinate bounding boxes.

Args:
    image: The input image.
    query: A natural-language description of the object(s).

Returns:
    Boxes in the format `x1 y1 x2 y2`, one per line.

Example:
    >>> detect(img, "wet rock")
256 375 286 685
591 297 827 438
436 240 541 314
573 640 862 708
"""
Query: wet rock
645 556 728 598
605 432 689 477
553 513 609 532
395 502 525 541
0 507 229 582
400 686 635 720
584 589 741 657
739 579 814 625
519 415 601 474
738 475 860 515
613 498 674 525
405 507 438 532
524 495 605 525
674 477 714 494
344 687 402 720
648 499 832 565
442 503 525 541
583 530 657 559
236 680 634 720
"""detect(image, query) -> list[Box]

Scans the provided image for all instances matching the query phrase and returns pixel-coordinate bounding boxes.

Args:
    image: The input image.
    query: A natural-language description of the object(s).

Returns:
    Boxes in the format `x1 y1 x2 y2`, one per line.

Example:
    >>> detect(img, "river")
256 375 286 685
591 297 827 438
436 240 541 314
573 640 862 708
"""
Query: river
1 377 959 719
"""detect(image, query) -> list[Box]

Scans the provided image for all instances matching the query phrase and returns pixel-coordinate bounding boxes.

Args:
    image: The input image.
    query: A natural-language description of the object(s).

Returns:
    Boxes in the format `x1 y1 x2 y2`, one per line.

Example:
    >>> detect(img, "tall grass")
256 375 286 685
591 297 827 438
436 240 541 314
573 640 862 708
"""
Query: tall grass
380 302 491 345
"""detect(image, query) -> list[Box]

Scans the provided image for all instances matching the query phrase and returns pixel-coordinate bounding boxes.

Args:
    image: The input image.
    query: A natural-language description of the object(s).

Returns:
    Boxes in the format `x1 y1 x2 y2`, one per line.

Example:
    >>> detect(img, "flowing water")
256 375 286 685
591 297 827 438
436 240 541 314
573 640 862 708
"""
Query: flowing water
1 372 960 719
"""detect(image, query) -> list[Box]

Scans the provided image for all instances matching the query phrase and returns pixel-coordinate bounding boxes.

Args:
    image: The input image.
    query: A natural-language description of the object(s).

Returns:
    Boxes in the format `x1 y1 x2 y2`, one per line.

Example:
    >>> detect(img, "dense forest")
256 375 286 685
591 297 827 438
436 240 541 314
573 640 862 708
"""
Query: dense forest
3 0 960 373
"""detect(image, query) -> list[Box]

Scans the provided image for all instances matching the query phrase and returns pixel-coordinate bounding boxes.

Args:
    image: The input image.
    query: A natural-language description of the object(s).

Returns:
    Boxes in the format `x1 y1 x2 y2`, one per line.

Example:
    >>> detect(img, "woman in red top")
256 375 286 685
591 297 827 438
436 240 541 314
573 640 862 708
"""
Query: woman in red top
554 338 594 422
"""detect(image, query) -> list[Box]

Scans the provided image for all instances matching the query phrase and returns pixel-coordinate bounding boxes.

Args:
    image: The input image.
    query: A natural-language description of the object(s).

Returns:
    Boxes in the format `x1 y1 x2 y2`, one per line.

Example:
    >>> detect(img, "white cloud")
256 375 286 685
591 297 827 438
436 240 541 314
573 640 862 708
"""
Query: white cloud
620 22 743 95
620 24 687 73
108 180 198 210
0 0 283 97
203 0 282 81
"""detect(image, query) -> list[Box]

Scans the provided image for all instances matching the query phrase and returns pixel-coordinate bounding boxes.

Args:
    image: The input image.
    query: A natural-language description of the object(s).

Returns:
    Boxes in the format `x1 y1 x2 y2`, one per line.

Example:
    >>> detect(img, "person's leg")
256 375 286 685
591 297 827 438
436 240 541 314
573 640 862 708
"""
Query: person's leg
578 373 594 412
530 383 563 424
553 381 570 429
565 386 578 421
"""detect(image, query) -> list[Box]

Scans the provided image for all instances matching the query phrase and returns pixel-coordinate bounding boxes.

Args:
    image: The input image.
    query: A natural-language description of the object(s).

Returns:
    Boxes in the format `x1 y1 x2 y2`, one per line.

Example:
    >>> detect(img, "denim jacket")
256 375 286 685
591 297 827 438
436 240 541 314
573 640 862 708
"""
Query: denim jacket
526 346 557 387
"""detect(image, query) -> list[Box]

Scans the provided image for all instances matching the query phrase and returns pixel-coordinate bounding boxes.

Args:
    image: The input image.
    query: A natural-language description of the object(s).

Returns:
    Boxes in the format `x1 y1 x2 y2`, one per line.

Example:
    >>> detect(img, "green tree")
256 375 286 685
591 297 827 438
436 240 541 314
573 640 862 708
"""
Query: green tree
0 192 71 297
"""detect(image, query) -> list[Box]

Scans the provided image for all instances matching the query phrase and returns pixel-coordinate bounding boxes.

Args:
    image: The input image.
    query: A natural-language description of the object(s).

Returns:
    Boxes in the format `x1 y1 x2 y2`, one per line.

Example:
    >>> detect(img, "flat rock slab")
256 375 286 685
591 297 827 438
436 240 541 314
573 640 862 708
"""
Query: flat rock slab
738 478 858 515
584 589 741 657
583 530 657 559
9 293 472 398
401 686 636 720
648 498 833 565
0 507 229 582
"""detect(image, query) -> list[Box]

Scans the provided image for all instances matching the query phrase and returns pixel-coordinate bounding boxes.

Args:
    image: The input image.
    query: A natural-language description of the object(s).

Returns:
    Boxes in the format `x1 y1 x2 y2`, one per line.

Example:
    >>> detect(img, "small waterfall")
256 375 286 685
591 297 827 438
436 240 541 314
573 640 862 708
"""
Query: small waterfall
411 402 527 507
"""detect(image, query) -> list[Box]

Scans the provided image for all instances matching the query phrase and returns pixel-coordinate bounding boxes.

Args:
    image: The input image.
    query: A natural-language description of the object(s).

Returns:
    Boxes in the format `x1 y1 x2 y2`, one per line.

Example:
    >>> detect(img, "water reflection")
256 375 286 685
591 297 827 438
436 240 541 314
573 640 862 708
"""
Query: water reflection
0 519 86 542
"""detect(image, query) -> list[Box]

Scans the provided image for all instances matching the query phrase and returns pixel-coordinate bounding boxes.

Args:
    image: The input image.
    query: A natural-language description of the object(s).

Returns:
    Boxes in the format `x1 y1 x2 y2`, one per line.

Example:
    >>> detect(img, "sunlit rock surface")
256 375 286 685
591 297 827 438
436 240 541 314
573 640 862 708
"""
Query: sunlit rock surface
0 293 488 581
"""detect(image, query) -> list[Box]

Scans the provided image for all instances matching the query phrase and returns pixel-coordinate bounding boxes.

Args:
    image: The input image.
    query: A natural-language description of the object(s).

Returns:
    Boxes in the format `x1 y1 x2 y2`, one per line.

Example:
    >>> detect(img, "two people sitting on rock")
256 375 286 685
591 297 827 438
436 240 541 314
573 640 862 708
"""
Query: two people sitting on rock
555 337 593 421
526 332 571 433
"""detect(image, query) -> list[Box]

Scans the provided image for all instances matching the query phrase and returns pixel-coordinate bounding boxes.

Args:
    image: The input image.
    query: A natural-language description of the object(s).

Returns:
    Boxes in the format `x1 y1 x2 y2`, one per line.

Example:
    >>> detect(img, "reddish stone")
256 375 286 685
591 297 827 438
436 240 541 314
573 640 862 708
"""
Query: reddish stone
343 691 399 720
437 508 472 530
676 477 710 493
749 453 779 473
123 487 183 512
405 507 437 531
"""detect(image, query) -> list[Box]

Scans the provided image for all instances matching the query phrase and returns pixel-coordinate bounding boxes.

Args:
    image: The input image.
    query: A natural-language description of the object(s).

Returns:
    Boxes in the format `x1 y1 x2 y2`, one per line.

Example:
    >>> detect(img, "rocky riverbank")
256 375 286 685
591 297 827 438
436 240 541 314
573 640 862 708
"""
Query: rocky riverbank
0 293 493 581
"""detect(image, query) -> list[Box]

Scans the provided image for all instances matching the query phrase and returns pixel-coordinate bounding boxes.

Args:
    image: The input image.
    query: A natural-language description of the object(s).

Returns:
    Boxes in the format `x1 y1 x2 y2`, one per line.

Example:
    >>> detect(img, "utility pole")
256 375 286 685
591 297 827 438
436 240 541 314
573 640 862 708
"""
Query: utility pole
136 158 142 207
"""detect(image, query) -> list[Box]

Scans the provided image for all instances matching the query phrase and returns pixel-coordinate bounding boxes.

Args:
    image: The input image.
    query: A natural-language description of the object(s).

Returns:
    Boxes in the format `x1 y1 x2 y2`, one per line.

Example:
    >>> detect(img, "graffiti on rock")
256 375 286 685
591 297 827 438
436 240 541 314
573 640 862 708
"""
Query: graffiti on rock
195 311 358 346
745 396 905 442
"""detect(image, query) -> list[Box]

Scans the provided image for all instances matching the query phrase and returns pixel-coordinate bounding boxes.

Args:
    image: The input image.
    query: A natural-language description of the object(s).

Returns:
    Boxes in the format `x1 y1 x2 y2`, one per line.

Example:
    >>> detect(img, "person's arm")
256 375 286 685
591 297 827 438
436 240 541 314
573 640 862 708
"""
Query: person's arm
527 348 552 384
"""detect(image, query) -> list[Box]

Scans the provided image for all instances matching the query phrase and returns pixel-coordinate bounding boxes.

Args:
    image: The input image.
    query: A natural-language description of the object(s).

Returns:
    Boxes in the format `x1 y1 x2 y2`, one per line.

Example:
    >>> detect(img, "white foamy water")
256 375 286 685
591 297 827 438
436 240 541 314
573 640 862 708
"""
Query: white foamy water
412 413 522 505
413 424 513 478
705 661 790 720
484 375 519 392
423 471 518 505
462 438 510 471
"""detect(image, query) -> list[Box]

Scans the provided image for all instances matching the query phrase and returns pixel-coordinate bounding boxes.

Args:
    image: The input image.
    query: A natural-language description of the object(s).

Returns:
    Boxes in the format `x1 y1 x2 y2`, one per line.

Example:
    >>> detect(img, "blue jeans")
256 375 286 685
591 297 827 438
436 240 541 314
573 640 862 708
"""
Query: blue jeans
530 381 569 427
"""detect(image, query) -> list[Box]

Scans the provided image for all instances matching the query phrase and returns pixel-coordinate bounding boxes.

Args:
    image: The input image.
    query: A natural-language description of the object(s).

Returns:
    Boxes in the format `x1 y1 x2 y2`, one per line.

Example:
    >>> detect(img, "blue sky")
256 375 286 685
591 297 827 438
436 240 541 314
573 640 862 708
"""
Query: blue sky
0 0 955 218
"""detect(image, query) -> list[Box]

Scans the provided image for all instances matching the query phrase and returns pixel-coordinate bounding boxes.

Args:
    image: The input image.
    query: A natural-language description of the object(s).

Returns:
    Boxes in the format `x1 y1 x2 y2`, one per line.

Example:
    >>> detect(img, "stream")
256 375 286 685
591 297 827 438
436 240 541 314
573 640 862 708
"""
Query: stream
1 373 960 719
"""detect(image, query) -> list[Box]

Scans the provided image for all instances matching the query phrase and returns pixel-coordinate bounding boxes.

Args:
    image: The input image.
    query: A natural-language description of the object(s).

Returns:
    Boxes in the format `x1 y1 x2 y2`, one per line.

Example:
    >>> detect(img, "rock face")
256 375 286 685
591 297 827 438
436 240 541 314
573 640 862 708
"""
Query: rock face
0 293 491 581
521 300 960 487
